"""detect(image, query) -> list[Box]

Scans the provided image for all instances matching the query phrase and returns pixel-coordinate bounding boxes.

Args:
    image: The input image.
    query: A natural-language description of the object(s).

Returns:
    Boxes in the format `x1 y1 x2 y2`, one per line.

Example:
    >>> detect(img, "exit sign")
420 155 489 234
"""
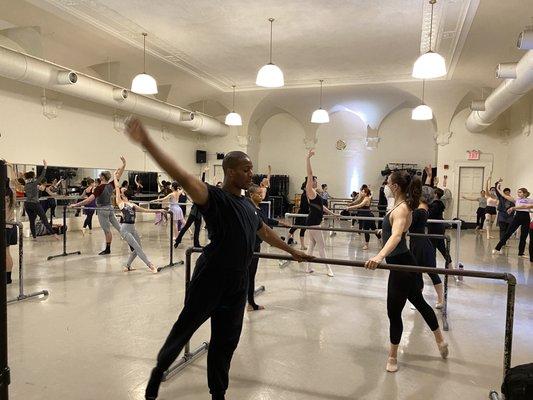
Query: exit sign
467 150 481 160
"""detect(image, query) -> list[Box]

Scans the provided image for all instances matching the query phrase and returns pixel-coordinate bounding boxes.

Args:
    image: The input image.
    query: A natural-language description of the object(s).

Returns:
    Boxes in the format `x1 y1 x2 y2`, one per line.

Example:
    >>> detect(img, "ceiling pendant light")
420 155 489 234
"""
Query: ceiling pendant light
131 32 158 95
256 18 284 88
412 80 433 120
225 85 243 126
412 0 447 79
311 80 329 124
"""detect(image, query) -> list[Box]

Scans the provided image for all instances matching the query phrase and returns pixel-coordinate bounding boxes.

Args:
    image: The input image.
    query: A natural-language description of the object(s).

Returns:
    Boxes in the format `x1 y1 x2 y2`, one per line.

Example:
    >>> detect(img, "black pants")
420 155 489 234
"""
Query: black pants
529 228 533 262
378 210 386 229
386 251 439 345
288 227 306 237
495 212 531 255
83 211 94 229
247 245 261 309
25 202 55 238
154 257 248 397
430 237 452 265
476 207 486 229
499 221 510 241
175 214 202 247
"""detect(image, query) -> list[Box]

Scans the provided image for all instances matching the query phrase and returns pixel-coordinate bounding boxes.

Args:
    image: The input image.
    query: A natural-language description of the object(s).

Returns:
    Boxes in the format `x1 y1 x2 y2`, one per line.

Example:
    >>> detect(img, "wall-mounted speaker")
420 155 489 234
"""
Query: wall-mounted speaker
196 150 207 164
216 153 225 160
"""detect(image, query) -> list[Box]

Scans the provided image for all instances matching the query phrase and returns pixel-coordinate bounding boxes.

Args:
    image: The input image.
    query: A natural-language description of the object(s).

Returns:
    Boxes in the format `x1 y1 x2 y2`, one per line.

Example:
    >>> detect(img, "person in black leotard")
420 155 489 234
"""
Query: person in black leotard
409 192 444 308
246 184 290 311
287 179 310 250
345 187 381 250
365 171 448 373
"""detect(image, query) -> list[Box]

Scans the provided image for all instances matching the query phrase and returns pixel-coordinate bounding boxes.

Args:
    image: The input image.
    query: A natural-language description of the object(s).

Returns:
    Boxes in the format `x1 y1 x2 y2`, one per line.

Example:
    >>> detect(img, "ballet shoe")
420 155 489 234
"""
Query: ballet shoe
98 249 111 255
437 341 449 359
123 266 136 272
435 302 444 309
386 357 398 372
145 367 164 400
306 265 314 274
149 265 158 274
247 304 265 311
362 244 369 250
492 249 502 255
326 267 334 277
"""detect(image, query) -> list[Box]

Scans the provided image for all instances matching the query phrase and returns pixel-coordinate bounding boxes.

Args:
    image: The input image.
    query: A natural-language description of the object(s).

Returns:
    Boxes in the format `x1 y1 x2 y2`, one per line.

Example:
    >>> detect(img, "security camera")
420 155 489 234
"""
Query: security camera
517 29 533 50
56 71 78 85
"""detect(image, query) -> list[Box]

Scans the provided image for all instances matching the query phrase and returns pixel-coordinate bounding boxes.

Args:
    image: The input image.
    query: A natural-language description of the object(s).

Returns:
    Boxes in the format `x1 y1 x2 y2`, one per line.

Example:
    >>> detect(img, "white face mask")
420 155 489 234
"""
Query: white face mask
384 185 393 198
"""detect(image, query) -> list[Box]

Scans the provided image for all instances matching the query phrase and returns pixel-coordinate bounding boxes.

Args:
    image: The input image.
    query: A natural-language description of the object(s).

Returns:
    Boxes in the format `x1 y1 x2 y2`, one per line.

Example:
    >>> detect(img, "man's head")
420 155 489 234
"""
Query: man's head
503 188 511 196
222 151 254 190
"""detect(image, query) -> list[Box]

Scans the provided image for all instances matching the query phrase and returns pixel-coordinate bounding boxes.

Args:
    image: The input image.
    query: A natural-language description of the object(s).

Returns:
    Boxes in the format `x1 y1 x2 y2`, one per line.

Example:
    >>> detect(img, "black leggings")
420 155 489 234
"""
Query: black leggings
153 257 247 397
529 228 533 262
495 212 531 255
499 221 510 241
476 207 486 229
83 211 94 229
175 214 202 248
247 246 261 309
288 227 306 237
430 237 452 265
386 251 439 345
24 202 55 238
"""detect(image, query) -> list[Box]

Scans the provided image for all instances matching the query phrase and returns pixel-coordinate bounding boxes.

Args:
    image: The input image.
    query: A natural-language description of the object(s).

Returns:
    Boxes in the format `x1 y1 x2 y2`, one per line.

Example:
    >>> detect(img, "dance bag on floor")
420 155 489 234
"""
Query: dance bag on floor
501 363 533 400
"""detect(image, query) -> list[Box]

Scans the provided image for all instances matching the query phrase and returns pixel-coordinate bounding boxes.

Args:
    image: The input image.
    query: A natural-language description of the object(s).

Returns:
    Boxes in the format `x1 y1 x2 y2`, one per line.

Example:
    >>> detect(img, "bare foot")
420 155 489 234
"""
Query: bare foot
149 265 158 274
437 341 449 359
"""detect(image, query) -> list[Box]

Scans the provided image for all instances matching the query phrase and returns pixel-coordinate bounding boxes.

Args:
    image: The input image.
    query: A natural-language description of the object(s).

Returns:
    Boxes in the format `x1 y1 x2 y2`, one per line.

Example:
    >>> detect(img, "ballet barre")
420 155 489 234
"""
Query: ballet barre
47 205 82 261
285 213 463 271
276 224 452 331
163 247 515 387
6 222 50 304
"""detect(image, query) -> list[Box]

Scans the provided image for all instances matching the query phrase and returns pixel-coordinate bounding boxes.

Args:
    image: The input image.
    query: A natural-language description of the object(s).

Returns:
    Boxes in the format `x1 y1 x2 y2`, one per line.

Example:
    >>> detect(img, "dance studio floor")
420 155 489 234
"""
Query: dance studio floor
6 221 533 399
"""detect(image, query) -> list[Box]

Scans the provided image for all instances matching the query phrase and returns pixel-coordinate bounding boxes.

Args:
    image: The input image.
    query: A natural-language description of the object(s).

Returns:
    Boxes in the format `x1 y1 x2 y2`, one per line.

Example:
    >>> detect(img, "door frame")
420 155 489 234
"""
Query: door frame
452 161 492 219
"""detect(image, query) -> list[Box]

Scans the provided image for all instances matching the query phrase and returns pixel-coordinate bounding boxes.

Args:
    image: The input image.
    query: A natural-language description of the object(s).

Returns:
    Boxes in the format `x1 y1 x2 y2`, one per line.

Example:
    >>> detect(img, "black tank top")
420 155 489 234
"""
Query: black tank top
121 203 136 224
409 208 428 234
306 195 324 226
381 203 409 256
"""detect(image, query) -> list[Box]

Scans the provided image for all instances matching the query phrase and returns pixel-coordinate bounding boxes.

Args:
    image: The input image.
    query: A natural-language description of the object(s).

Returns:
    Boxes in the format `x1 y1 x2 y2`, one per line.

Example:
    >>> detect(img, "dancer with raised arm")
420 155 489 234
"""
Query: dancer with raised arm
484 177 499 239
304 150 335 277
150 182 186 240
123 116 312 400
365 171 448 373
69 157 126 255
113 172 160 273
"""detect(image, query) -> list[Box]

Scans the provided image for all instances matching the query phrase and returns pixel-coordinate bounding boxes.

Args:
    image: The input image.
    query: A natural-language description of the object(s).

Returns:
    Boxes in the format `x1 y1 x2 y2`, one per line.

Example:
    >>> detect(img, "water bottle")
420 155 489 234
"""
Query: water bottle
458 264 464 282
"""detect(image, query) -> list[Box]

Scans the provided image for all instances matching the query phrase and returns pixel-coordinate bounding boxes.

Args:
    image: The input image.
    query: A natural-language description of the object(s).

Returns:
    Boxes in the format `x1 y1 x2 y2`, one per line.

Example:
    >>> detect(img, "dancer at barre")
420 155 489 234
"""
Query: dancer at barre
345 186 381 250
150 182 186 240
81 178 97 235
22 160 59 240
304 149 335 277
484 177 499 239
493 181 531 258
409 190 444 308
365 171 448 373
69 157 126 255
172 165 209 249
247 183 290 311
113 173 160 273
461 190 487 232
259 164 271 200
4 161 17 284
286 178 309 250
123 116 311 400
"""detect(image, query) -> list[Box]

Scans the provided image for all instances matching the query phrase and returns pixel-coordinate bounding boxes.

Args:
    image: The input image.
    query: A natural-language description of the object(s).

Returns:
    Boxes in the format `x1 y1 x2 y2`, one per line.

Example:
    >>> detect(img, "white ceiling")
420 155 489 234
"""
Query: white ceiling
29 0 480 90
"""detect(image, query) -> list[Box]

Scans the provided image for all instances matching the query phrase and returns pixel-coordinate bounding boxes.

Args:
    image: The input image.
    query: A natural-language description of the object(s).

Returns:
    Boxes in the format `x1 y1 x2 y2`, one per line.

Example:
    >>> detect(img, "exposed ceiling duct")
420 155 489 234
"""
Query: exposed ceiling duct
465 50 533 133
0 44 228 137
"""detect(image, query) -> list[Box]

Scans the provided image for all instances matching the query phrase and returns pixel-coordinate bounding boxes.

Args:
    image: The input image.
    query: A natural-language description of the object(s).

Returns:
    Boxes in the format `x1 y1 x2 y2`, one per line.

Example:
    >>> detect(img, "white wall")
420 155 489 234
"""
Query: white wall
257 108 436 199
437 108 509 218
505 93 533 191
0 78 199 176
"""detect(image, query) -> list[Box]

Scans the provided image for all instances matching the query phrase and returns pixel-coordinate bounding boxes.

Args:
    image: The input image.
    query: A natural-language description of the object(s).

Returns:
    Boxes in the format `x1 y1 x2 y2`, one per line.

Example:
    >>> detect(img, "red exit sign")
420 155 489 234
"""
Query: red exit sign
467 150 481 160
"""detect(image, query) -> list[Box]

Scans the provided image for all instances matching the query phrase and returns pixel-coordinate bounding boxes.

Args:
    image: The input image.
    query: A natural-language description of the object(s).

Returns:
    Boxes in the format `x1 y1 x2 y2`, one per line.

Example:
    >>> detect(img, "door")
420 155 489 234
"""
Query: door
457 167 484 222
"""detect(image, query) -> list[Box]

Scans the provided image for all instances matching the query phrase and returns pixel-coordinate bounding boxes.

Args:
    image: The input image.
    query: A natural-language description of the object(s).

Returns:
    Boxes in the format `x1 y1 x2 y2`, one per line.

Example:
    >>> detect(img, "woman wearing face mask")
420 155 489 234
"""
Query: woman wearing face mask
365 171 448 373
345 187 381 250
493 182 532 258
484 178 499 239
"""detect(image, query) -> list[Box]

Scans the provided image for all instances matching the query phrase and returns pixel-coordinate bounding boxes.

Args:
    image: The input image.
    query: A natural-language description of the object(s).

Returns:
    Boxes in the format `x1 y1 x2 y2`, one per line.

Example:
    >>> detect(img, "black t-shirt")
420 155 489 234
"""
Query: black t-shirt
198 185 263 271
428 199 445 234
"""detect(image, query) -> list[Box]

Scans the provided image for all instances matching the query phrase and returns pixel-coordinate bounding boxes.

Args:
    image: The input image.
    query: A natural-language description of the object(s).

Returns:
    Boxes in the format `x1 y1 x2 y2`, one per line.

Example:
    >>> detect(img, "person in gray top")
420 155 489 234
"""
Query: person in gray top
23 160 59 240
461 190 487 231
70 157 126 255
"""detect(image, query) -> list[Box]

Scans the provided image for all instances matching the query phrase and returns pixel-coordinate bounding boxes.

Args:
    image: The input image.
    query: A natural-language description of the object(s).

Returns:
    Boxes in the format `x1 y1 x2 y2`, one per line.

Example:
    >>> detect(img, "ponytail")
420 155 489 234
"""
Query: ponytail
389 170 421 210
519 187 530 198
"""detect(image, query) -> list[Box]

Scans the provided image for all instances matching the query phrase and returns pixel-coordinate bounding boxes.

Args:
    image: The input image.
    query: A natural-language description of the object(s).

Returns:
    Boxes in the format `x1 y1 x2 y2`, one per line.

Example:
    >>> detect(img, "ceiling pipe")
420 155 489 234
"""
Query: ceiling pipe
466 50 533 132
0 44 228 137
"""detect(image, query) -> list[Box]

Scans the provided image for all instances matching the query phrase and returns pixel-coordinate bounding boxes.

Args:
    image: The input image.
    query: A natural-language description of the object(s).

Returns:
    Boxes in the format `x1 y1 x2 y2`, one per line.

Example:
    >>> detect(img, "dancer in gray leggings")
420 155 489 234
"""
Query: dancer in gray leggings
113 172 161 273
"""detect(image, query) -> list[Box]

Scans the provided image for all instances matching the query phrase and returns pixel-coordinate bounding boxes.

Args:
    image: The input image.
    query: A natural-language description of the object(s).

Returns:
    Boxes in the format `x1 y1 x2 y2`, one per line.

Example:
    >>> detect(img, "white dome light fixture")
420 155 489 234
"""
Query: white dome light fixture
225 85 243 126
311 80 330 124
256 18 284 88
412 80 433 120
412 0 447 79
131 33 158 95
